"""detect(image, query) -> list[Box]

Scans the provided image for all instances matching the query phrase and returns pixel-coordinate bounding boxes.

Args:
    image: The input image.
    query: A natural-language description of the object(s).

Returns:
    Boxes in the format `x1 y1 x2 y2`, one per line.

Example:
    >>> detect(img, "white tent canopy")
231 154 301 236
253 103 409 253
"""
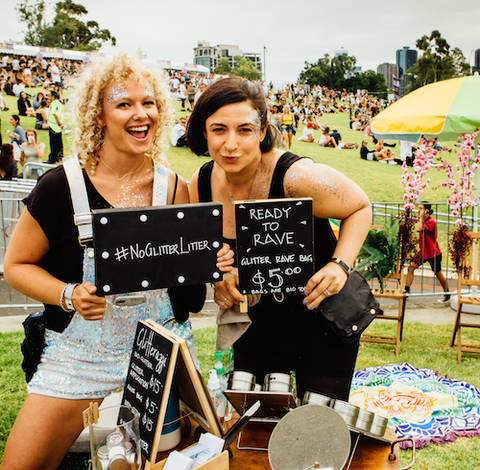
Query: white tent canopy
0 43 209 73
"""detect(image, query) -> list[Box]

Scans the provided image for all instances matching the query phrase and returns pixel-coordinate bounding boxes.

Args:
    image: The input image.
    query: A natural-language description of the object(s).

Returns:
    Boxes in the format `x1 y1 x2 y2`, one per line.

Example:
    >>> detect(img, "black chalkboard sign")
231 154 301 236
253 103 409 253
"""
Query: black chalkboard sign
92 202 223 296
122 321 178 460
235 198 314 295
122 320 223 465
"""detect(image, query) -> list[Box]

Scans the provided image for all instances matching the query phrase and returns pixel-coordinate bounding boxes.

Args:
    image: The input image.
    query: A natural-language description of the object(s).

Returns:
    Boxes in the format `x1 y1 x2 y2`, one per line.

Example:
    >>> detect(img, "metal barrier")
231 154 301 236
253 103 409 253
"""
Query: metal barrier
0 196 466 312
370 202 473 297
0 179 43 311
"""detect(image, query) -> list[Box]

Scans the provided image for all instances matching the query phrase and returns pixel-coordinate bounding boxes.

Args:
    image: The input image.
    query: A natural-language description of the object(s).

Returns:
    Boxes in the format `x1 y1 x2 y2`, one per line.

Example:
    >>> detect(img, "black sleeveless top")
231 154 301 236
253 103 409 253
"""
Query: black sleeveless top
197 151 337 270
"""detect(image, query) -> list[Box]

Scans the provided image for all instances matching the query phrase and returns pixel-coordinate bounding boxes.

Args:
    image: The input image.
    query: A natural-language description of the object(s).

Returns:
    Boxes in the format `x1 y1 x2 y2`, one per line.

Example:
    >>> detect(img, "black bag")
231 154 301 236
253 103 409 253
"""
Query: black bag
21 311 46 382
316 270 382 344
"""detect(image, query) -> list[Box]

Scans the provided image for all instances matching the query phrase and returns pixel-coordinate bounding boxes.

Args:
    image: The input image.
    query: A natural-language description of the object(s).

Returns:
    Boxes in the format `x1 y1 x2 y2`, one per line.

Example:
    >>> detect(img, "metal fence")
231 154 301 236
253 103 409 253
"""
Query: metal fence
0 186 469 312
370 202 473 297
0 179 43 311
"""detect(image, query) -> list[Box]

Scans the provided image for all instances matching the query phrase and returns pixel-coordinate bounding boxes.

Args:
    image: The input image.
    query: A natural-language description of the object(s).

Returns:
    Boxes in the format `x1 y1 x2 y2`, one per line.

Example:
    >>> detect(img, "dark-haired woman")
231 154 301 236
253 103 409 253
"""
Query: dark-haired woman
187 77 372 401
0 143 18 180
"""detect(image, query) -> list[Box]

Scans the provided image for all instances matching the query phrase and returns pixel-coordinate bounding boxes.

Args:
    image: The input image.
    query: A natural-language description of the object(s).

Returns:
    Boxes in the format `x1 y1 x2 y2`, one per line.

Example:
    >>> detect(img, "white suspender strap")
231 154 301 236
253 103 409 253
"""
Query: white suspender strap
63 158 168 245
63 157 93 245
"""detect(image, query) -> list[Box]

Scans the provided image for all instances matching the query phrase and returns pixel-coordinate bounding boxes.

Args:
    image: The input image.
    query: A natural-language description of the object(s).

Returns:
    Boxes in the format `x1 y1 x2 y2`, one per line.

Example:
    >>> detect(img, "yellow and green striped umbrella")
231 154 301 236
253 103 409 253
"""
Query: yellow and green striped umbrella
372 74 480 142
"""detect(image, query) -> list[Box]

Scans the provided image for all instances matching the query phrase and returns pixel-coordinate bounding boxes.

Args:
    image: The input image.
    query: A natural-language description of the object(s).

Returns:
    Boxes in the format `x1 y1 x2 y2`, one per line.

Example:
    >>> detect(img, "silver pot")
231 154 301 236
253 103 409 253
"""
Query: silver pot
355 409 374 433
333 400 359 427
264 373 294 394
370 414 389 437
302 391 331 407
227 371 256 391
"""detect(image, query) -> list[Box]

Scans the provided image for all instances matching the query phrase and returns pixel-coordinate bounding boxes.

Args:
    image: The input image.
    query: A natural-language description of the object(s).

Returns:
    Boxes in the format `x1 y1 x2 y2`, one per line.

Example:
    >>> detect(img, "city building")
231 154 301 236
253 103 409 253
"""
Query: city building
377 63 400 90
474 49 480 73
396 46 418 77
193 40 262 73
396 46 418 97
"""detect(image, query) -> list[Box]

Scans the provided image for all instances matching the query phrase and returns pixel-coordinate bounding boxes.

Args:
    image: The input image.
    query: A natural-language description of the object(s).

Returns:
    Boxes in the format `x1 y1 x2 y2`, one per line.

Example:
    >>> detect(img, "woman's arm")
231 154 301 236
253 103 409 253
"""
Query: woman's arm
285 159 372 309
4 208 106 320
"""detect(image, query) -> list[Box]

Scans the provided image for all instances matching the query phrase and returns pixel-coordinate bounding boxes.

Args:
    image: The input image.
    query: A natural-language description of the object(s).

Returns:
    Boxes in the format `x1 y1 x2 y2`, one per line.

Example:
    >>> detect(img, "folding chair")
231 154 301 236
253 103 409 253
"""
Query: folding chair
360 226 407 355
450 232 480 363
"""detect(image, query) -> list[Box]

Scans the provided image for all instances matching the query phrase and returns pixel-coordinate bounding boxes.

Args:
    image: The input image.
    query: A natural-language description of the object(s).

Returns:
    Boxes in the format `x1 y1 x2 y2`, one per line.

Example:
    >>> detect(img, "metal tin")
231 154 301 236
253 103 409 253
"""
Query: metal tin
302 391 331 407
370 414 389 437
227 371 256 391
254 383 263 392
264 373 294 394
333 400 359 427
355 409 374 433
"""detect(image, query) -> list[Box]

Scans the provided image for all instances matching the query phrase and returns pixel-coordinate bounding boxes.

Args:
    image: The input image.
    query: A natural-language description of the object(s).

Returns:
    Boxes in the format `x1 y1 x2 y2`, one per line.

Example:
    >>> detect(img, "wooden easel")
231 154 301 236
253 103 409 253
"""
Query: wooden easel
121 320 223 468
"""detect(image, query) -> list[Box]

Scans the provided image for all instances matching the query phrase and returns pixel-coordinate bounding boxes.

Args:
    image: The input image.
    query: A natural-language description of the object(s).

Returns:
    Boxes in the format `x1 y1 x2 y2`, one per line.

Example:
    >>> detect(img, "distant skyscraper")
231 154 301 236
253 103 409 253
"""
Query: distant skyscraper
377 63 399 90
396 46 418 77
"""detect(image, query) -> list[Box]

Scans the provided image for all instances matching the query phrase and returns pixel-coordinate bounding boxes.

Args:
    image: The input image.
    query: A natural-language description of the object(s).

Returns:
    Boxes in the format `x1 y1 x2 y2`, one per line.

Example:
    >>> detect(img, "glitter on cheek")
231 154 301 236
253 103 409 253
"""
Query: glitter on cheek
106 83 130 106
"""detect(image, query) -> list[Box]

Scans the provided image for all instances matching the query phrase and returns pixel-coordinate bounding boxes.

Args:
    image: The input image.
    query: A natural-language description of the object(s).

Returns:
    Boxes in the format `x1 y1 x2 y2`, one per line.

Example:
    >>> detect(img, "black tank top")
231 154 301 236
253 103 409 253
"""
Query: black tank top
197 151 337 270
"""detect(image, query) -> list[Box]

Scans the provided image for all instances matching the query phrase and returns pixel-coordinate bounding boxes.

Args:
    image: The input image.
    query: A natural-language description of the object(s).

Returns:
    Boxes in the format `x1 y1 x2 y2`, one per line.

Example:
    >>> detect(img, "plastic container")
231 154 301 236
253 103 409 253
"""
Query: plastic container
208 369 225 426
214 351 231 422
88 405 141 470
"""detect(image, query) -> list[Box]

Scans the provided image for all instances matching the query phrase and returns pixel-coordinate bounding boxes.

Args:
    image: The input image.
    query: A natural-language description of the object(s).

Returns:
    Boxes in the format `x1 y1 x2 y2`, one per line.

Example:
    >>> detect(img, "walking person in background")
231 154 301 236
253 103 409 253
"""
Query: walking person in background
404 202 450 302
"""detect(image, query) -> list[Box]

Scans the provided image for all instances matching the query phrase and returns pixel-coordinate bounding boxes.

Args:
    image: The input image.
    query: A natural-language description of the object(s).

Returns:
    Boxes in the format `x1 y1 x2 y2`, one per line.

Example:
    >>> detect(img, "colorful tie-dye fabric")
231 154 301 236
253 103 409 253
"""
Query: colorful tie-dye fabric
350 363 480 448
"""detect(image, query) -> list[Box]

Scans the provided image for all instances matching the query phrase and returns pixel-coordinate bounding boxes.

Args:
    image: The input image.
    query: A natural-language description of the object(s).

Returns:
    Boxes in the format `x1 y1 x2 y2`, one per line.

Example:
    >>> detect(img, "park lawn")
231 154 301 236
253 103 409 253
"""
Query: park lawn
2 88 457 204
3 323 480 468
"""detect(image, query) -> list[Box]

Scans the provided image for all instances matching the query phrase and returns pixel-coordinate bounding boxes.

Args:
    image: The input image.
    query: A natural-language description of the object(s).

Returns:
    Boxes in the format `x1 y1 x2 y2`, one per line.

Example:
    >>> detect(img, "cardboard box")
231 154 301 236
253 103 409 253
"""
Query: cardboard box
150 449 229 470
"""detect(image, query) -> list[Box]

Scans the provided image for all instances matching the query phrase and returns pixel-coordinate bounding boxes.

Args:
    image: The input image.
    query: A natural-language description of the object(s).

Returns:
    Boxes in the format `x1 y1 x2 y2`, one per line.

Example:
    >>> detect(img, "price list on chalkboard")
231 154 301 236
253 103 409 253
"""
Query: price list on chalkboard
235 198 314 295
122 322 177 459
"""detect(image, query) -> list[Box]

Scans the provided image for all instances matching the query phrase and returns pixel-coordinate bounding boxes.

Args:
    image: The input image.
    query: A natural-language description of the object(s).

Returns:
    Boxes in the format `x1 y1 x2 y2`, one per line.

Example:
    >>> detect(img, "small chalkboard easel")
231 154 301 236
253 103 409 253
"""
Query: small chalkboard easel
122 320 223 468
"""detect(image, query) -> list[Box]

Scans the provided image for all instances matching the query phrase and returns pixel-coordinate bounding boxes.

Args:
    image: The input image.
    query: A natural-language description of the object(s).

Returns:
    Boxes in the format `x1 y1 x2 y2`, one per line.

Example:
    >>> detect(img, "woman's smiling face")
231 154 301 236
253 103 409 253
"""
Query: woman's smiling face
205 101 266 173
101 77 159 159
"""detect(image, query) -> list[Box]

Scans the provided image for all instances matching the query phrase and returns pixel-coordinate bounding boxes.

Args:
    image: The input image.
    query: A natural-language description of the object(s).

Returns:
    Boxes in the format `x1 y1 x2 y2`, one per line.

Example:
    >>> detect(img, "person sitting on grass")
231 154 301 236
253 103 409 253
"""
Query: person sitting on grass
297 115 316 143
318 126 338 148
359 140 396 162
330 127 358 150
404 202 450 303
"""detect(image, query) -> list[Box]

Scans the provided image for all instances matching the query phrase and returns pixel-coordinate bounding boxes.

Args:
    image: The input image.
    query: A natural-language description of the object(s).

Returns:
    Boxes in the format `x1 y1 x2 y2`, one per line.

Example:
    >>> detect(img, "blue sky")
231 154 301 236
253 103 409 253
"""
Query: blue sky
3 0 480 86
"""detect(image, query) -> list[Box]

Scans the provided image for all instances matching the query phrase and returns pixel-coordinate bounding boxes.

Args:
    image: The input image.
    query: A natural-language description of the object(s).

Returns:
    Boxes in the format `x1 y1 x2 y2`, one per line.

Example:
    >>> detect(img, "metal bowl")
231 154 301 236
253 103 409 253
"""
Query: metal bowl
264 373 294 394
227 371 256 391
370 414 389 437
302 391 331 407
333 401 359 427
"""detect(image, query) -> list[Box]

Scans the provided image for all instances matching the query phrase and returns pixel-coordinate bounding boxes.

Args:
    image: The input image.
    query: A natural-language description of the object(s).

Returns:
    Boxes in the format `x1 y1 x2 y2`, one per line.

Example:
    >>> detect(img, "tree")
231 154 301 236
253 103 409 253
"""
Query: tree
16 0 116 51
15 0 47 46
299 53 356 90
214 56 262 80
405 30 470 92
214 57 232 75
299 53 387 96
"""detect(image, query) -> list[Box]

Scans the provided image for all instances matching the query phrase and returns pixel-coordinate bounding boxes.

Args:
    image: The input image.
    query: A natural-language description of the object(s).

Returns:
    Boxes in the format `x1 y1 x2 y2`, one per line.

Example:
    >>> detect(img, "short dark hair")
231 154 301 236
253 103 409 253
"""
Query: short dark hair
421 201 433 214
186 77 279 156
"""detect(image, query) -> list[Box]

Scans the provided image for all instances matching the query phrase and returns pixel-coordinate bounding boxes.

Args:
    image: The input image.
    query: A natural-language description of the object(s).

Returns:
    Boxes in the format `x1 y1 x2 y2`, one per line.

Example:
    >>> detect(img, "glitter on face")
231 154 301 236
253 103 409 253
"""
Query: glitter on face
106 83 130 106
145 83 155 98
246 109 261 141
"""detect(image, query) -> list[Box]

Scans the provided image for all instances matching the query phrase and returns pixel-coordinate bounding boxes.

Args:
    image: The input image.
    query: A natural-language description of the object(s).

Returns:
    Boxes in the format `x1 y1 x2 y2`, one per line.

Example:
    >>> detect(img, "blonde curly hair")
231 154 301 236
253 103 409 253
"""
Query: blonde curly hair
67 52 173 168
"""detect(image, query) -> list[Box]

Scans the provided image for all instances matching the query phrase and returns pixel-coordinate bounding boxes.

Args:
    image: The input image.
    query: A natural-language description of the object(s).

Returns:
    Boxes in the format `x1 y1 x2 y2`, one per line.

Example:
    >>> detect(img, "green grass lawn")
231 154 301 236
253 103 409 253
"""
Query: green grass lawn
3 323 480 468
1 87 476 468
1 88 457 205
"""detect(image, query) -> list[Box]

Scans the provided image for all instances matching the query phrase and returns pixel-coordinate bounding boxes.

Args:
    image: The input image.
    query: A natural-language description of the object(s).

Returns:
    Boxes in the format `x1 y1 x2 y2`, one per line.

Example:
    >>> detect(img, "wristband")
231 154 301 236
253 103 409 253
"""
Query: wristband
329 258 351 276
61 283 79 312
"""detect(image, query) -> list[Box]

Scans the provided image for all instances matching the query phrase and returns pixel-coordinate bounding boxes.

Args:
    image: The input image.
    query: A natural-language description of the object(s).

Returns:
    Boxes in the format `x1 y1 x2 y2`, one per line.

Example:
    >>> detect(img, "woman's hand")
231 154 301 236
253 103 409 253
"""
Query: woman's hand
303 262 348 310
216 243 234 273
71 282 107 321
212 271 244 309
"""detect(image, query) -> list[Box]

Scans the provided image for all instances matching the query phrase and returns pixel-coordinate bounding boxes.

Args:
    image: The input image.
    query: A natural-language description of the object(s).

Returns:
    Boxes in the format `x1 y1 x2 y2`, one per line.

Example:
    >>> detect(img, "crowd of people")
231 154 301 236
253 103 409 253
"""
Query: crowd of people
0 52 375 469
